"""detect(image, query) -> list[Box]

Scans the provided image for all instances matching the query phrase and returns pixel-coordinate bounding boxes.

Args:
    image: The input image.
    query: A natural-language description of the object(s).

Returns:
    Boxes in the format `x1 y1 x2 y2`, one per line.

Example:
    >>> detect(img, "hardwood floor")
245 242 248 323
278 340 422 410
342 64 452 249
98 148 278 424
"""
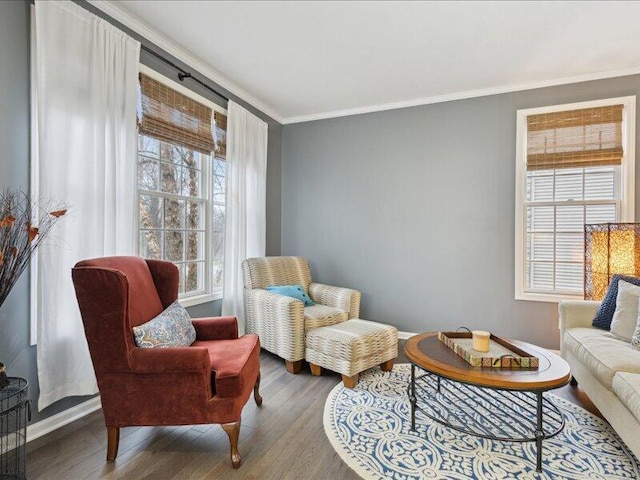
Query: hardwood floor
27 340 602 480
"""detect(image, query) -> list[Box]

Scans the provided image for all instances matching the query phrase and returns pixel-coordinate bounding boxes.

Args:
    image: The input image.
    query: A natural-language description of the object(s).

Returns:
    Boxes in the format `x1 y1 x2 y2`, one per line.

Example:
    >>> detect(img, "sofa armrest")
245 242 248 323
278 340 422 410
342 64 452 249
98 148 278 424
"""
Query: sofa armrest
192 316 238 341
309 283 361 318
129 346 210 374
558 300 601 331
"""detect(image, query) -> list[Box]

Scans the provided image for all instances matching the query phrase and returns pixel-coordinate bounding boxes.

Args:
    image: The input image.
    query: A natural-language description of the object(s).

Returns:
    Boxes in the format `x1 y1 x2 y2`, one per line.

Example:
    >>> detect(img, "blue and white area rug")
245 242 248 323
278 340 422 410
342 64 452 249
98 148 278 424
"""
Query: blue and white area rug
323 364 640 479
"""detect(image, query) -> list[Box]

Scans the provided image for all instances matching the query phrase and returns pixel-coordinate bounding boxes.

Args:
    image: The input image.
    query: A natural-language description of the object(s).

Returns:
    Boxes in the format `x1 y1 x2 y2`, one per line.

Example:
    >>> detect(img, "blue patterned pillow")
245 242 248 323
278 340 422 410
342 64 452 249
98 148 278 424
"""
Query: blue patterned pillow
592 275 640 330
266 284 314 306
133 301 196 348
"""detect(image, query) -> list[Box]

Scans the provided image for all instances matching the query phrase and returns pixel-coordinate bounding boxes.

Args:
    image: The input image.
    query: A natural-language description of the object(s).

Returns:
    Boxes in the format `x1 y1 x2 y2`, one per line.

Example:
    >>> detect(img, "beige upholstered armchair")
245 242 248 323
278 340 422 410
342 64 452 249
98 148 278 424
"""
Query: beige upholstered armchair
242 256 361 373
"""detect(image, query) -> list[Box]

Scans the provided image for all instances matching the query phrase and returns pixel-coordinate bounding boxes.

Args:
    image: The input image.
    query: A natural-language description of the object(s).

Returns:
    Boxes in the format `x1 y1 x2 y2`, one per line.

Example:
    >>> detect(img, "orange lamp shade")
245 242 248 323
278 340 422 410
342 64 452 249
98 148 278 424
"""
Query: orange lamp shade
584 223 640 301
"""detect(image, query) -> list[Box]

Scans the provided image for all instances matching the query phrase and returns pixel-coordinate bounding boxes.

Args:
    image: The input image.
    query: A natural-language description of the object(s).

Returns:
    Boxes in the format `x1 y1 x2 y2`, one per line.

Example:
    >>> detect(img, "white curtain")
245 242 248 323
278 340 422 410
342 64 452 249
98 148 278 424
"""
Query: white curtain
34 0 140 409
221 101 268 333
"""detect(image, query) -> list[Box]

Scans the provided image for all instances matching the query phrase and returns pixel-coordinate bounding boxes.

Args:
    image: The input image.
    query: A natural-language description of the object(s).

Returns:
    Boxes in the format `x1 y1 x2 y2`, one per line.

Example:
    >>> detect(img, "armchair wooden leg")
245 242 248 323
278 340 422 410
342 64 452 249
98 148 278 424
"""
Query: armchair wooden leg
254 372 263 407
106 426 120 463
221 420 242 469
309 363 322 376
380 359 395 372
285 360 302 374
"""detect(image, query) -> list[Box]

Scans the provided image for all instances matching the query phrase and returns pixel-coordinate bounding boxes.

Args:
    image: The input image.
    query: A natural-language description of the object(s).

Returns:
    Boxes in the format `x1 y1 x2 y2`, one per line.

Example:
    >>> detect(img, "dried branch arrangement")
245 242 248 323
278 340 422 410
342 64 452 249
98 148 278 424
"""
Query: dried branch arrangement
0 188 67 310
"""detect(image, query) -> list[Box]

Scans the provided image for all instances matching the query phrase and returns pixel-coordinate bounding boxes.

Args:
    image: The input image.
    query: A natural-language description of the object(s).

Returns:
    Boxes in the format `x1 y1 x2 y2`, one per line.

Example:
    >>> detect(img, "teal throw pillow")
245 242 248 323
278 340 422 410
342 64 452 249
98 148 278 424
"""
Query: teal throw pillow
133 301 196 348
266 284 314 306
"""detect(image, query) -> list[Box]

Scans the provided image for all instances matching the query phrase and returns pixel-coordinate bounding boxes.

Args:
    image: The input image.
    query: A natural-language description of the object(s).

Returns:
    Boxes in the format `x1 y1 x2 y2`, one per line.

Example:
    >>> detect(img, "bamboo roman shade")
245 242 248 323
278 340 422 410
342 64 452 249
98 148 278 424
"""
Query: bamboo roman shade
138 73 214 155
526 104 624 171
214 111 227 159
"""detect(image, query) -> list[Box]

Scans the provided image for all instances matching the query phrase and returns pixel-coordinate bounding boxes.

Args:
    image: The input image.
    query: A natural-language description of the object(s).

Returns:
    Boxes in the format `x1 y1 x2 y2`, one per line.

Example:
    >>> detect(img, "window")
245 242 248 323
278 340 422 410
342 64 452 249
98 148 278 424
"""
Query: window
137 66 227 306
515 97 635 302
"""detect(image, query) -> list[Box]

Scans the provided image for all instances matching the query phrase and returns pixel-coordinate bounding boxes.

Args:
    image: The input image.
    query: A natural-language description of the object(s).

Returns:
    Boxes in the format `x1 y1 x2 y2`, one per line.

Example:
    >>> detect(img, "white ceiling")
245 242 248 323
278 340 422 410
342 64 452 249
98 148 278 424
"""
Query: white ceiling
106 1 640 123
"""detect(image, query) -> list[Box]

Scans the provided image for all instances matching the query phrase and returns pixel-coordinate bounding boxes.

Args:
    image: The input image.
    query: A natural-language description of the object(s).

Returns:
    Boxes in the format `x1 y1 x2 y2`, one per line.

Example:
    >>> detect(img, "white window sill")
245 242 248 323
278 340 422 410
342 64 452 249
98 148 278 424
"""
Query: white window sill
179 291 221 307
515 291 584 303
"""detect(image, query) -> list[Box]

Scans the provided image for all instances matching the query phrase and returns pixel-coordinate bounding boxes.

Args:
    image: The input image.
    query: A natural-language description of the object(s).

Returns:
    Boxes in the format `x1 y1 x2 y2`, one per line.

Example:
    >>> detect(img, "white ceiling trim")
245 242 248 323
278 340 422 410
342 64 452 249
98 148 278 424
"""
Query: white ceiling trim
88 0 284 124
89 1 640 126
283 65 640 125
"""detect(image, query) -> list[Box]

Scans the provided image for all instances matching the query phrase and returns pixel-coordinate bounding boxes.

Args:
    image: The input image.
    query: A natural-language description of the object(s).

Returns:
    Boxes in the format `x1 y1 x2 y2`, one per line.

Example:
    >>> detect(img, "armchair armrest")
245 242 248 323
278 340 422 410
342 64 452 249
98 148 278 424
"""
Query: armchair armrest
309 283 361 318
192 316 238 341
558 300 601 331
245 288 305 313
244 288 305 361
129 346 210 374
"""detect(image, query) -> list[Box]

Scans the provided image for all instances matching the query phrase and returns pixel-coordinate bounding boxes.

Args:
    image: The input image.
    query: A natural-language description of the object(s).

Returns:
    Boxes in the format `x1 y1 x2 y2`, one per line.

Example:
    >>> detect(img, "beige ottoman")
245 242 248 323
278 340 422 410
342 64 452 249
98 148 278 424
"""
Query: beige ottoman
305 319 398 388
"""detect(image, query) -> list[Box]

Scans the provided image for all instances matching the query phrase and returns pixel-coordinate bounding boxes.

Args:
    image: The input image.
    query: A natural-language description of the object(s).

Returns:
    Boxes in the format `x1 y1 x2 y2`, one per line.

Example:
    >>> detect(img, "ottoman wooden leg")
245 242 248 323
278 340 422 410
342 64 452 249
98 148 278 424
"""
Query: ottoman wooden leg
310 363 323 376
342 374 358 388
285 360 302 374
380 359 395 372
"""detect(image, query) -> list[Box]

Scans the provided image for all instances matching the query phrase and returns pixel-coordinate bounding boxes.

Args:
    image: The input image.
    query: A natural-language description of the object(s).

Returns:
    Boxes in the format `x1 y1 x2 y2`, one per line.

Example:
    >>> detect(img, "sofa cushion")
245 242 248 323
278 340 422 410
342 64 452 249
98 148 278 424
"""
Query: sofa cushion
612 372 640 424
563 327 640 389
610 280 640 342
192 334 260 398
304 304 348 332
592 275 640 330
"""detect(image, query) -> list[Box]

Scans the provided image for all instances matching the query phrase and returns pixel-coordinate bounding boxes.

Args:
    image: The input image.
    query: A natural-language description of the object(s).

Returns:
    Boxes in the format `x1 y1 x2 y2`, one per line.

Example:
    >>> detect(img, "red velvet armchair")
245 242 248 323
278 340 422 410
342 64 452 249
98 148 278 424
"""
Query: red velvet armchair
71 256 261 468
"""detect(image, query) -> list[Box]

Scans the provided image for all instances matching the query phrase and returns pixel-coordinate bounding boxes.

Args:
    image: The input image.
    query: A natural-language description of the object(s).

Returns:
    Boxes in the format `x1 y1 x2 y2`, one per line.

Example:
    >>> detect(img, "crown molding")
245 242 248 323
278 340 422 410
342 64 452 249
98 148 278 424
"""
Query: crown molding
82 1 640 126
282 65 640 124
87 0 284 124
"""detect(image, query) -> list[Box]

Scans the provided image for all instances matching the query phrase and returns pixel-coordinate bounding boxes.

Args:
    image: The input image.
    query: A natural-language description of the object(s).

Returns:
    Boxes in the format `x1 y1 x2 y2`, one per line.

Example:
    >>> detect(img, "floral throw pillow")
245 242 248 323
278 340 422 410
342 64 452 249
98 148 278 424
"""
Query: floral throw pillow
133 301 196 348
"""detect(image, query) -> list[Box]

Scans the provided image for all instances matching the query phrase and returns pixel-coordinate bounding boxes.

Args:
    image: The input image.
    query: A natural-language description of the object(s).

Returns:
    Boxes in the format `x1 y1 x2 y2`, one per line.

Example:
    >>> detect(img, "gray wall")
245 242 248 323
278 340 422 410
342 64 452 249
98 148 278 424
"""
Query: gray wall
0 0 282 423
282 75 640 350
0 0 42 420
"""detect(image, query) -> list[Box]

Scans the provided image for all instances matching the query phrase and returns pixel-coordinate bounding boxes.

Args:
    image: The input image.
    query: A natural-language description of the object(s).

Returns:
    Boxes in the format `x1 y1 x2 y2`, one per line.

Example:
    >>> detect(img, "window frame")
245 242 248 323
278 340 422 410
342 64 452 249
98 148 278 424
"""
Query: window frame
514 96 636 303
136 64 227 307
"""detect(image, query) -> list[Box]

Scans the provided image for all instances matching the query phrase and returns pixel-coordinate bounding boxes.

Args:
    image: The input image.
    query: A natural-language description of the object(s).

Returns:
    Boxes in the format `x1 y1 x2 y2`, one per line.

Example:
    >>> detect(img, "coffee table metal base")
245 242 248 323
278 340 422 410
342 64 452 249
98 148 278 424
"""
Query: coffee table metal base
408 365 565 473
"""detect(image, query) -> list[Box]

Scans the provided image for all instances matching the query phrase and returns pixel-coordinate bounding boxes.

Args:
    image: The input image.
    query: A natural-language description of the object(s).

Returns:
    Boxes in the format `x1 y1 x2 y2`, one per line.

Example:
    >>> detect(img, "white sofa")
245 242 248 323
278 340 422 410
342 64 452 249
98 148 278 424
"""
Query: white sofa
559 300 640 458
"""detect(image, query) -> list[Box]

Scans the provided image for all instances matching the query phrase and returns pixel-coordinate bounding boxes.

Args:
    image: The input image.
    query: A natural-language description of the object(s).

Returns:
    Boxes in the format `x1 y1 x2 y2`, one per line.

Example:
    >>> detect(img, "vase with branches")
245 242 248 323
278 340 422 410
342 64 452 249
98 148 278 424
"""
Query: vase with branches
0 188 67 389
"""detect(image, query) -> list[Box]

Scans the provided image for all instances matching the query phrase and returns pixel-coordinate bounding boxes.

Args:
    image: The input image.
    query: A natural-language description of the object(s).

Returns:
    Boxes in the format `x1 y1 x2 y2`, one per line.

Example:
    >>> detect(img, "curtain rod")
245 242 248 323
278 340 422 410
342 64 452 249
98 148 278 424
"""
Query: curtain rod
141 45 230 103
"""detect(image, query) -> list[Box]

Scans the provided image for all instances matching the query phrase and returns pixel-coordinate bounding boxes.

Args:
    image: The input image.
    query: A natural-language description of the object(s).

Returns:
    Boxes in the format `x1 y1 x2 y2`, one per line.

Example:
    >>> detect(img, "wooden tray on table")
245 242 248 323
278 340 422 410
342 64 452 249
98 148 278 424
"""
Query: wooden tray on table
437 331 539 369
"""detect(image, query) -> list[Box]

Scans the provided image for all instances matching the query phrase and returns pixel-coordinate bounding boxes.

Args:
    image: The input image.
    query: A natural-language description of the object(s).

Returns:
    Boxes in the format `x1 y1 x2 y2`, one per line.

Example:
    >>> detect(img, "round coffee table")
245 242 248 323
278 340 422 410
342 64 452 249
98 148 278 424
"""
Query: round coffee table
404 332 571 473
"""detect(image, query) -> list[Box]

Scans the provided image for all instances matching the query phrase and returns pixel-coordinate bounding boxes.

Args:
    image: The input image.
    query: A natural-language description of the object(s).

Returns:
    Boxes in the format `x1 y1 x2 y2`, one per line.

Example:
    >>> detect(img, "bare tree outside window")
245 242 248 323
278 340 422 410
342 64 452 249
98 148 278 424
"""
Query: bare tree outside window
137 134 225 298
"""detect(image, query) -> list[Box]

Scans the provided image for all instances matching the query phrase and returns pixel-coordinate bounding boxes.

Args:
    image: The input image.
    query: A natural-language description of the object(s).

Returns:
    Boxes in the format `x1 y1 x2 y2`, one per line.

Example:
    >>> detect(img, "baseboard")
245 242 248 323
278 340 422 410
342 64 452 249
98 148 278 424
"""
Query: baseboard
27 396 102 443
397 331 417 340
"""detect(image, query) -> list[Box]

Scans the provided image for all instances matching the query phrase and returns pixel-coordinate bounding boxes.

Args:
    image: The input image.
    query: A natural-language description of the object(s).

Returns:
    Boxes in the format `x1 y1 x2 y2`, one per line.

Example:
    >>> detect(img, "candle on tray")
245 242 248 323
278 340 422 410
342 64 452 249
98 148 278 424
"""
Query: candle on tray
472 330 490 352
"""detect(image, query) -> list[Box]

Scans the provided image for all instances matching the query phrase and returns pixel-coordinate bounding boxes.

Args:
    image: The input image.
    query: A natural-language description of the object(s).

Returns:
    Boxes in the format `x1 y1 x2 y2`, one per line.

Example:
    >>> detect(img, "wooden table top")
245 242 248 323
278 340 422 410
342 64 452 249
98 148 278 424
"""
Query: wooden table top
404 332 571 391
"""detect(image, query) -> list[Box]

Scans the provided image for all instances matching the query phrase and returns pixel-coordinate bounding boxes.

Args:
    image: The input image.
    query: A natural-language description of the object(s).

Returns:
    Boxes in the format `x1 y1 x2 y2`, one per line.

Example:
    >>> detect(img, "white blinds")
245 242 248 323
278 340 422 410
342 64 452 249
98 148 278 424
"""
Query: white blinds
526 167 617 294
